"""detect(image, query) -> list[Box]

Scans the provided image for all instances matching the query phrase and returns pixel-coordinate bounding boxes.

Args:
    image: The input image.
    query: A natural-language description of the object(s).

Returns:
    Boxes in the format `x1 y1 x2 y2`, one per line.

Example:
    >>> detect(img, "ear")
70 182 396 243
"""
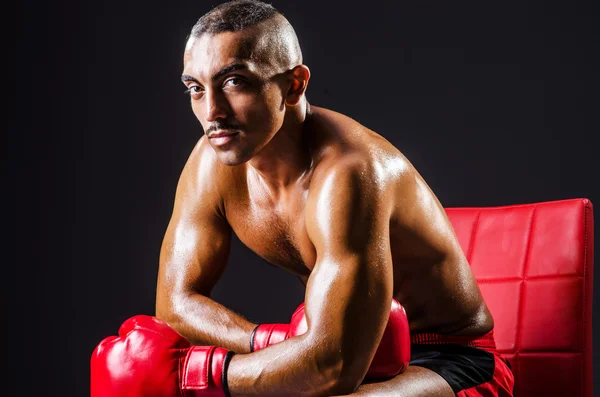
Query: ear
285 65 311 106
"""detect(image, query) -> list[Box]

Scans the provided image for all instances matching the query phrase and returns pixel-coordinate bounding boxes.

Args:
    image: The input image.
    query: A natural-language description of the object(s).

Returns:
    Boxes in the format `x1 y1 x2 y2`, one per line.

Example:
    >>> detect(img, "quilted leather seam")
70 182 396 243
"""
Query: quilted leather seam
446 198 582 211
515 351 584 355
582 201 589 395
466 210 481 264
476 277 523 283
477 275 583 283
515 204 537 372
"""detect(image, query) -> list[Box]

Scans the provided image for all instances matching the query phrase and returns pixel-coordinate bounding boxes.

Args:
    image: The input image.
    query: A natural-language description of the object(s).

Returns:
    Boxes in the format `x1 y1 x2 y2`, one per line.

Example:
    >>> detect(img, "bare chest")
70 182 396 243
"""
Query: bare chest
225 189 316 277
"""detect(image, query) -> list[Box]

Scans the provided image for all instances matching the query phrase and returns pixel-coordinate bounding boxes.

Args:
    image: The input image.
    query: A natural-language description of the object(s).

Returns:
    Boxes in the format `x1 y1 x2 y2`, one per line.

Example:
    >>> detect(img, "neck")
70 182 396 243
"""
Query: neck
248 99 313 189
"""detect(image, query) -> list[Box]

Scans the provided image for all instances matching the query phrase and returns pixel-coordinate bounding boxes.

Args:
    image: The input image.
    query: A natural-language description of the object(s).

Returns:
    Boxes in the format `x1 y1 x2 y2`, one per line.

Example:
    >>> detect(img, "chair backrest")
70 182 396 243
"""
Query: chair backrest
445 198 594 397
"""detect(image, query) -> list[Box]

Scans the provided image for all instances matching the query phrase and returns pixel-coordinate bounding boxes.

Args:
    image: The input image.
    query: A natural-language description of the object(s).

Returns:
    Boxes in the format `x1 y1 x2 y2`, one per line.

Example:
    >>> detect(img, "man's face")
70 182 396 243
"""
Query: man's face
182 31 288 166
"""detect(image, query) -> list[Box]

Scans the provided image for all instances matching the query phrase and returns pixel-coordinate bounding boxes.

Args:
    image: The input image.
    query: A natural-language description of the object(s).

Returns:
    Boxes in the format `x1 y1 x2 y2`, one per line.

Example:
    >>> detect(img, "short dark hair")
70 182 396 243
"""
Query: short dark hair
187 0 303 70
191 0 280 36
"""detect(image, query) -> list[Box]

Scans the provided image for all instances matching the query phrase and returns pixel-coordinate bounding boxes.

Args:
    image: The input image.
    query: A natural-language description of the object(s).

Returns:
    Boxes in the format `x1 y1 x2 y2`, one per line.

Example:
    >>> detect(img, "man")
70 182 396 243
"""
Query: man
91 1 514 396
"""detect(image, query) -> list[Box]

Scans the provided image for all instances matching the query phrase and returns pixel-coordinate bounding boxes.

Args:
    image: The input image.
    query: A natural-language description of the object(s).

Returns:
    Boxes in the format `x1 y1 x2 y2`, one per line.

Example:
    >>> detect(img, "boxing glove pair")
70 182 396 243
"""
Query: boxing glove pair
251 299 410 380
91 300 410 397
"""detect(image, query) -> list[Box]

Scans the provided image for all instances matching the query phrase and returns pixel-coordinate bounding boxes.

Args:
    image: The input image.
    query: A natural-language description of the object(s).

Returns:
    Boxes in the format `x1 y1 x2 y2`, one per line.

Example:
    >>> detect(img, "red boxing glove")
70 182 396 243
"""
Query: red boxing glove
365 299 411 379
250 322 290 352
252 300 410 380
90 315 234 397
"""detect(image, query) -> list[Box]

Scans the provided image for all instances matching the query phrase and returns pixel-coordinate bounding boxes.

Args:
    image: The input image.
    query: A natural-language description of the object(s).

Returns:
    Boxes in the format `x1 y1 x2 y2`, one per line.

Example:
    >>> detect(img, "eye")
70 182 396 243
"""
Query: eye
184 85 204 96
224 77 244 87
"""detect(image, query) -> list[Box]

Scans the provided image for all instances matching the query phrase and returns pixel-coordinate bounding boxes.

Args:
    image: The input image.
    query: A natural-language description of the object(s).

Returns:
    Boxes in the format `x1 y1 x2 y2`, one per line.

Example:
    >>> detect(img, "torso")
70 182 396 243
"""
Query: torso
215 106 493 336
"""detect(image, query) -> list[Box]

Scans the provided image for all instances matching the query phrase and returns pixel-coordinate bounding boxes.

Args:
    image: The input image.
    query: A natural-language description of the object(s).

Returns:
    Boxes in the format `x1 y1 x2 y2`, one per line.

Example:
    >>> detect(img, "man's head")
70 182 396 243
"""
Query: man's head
182 0 310 166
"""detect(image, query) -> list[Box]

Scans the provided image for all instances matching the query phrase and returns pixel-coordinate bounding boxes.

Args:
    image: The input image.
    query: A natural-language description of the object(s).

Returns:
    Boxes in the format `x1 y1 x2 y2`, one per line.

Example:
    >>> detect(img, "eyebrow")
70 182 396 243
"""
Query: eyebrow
181 63 249 84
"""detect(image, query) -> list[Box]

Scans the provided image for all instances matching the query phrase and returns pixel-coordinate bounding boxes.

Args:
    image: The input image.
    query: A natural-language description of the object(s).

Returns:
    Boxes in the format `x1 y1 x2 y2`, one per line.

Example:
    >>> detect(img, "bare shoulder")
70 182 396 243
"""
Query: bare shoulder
182 136 224 187
308 105 459 256
175 136 239 215
308 106 418 198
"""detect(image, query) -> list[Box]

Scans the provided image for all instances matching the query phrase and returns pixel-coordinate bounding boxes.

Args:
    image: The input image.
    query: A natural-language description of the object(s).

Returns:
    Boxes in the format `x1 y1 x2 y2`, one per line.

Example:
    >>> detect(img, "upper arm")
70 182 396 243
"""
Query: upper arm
156 140 232 317
303 158 394 382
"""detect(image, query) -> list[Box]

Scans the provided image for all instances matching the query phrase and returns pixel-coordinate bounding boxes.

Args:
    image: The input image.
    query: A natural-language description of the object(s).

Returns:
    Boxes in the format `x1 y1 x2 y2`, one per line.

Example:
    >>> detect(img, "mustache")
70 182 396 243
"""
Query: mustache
206 121 241 134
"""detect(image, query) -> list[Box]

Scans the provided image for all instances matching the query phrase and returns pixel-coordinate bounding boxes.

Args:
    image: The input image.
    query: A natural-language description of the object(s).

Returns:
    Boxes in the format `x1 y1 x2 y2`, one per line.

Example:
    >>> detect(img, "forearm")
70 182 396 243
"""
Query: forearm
156 292 257 353
227 335 357 397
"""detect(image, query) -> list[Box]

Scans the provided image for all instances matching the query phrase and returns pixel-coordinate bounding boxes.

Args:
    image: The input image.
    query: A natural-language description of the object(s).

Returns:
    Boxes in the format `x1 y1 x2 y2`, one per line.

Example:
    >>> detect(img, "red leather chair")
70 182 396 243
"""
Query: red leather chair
446 198 594 397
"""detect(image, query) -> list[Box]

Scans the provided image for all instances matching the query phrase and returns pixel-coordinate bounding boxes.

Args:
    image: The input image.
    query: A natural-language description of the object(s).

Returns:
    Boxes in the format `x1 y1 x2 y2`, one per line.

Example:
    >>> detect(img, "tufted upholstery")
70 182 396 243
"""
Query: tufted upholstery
445 198 594 397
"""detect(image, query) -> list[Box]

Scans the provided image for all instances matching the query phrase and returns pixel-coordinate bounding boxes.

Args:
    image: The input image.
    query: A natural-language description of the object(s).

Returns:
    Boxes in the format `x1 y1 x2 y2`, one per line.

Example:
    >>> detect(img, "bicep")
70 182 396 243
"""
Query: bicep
158 204 232 296
156 159 232 314
303 163 393 375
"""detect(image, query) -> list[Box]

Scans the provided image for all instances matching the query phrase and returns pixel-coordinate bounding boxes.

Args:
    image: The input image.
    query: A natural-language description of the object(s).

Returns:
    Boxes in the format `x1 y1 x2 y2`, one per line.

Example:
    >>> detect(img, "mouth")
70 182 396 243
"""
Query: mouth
208 130 239 146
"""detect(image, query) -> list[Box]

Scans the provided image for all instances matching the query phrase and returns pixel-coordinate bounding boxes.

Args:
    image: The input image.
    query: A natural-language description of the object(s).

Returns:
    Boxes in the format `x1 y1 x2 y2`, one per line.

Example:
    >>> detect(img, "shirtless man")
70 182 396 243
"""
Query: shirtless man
90 1 514 396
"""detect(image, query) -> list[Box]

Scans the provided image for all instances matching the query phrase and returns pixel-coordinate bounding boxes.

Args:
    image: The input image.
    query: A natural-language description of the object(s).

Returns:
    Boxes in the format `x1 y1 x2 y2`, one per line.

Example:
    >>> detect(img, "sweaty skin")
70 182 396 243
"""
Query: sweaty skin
156 19 493 397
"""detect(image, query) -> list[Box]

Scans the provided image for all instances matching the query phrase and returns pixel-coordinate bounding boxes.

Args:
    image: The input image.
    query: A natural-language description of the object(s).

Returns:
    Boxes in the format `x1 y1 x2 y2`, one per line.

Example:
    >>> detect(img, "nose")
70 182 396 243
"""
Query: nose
205 89 228 122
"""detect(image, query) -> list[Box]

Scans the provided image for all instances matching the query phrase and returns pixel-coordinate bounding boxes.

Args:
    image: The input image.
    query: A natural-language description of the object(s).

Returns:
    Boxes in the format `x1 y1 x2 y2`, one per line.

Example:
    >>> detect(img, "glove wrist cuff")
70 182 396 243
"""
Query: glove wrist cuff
251 323 291 352
222 350 235 397
182 346 232 397
250 324 261 352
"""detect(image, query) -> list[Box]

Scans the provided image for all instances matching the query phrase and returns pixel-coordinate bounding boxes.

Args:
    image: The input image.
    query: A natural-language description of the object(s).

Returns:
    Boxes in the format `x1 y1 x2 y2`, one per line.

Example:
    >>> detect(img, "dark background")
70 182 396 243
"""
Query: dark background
13 0 598 395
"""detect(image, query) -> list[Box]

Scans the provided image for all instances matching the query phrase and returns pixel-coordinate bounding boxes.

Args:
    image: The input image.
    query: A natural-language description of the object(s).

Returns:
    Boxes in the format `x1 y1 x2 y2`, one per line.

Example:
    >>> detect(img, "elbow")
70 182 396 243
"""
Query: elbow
154 291 190 330
326 373 362 396
310 346 364 396
154 298 176 324
154 302 168 322
155 285 175 322
155 306 184 336
155 309 176 328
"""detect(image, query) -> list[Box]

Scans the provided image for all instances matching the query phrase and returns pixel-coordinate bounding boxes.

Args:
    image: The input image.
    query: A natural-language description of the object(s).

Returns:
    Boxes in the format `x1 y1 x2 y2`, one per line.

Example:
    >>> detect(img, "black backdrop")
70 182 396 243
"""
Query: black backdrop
13 1 598 396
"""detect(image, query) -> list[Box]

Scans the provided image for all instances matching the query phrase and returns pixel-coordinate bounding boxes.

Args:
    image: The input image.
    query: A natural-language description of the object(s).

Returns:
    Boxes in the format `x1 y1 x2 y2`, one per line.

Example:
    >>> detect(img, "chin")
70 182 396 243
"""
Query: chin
215 150 252 166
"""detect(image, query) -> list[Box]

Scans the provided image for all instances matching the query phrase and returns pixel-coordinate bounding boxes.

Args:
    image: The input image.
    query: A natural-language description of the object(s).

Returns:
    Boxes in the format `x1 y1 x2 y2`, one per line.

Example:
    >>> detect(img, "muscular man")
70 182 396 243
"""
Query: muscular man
92 1 514 396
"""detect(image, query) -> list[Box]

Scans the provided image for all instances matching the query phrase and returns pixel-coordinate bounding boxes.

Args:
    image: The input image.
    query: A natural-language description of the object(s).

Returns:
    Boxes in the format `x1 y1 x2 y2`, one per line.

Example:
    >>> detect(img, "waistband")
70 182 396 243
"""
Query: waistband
410 329 498 352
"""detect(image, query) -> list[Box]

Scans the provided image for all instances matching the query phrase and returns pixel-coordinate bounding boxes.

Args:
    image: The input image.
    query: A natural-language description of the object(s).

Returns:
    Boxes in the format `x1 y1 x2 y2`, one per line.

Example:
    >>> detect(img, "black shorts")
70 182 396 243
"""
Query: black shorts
409 331 514 396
